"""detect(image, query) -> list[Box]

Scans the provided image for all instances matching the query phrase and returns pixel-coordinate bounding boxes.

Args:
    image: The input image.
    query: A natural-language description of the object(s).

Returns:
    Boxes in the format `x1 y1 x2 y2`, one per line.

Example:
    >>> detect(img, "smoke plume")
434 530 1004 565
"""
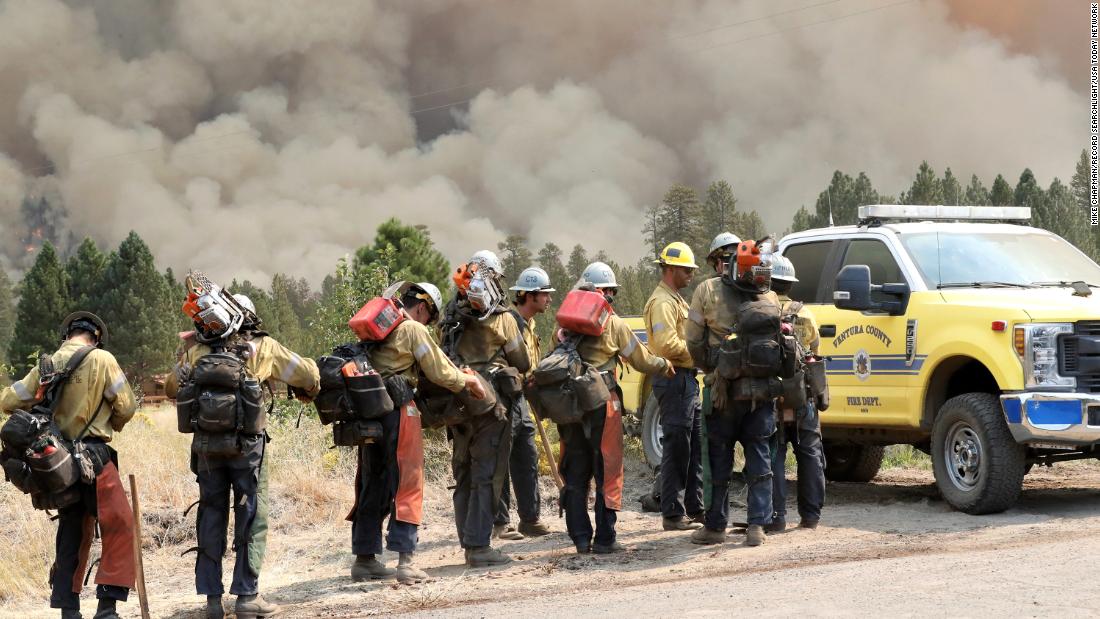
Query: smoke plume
0 0 1085 284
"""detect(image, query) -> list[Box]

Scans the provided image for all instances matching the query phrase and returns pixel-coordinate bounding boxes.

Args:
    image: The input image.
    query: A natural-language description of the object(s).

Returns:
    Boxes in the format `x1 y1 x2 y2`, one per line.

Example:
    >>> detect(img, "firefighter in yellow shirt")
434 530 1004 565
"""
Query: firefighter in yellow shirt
767 255 825 531
685 242 781 547
561 262 673 554
166 279 320 619
644 242 705 532
348 283 487 585
1 312 137 619
440 250 530 567
492 267 555 540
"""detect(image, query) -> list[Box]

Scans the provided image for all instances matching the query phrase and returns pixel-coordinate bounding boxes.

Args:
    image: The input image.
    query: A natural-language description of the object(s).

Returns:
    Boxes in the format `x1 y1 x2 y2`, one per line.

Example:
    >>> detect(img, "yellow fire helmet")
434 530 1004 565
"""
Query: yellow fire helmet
655 241 698 269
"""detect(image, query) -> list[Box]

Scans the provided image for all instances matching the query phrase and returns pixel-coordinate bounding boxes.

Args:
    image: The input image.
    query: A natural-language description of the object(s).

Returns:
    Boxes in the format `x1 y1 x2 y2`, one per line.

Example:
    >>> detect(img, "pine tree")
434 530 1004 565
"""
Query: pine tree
536 242 570 297
641 204 662 260
269 274 307 352
9 242 69 373
965 174 990 206
657 184 705 254
65 237 108 312
165 268 192 334
734 210 767 240
354 218 450 291
810 171 883 226
1072 149 1091 212
701 181 738 251
566 244 589 283
900 161 944 205
497 234 533 286
0 268 15 371
98 232 176 381
989 174 1013 206
941 168 963 205
790 205 820 232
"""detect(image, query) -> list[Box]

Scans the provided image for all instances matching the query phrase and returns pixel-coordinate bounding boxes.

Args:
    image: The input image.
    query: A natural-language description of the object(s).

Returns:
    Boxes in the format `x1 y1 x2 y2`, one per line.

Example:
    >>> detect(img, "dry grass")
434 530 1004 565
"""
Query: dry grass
0 402 447 609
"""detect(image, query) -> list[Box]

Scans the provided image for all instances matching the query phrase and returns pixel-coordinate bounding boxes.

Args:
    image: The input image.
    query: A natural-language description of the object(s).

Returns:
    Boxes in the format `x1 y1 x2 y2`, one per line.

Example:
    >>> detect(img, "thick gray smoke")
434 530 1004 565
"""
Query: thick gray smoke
0 0 1084 284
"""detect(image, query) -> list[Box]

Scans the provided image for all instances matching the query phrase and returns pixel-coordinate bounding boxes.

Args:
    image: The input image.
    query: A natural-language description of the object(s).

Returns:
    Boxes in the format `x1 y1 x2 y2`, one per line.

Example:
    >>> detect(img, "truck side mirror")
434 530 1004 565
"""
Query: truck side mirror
834 265 910 315
834 265 873 311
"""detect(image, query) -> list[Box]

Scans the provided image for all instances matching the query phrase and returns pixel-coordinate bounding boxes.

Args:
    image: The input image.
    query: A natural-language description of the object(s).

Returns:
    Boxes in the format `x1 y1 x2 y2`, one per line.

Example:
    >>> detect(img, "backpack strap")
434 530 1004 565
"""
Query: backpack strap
41 345 98 418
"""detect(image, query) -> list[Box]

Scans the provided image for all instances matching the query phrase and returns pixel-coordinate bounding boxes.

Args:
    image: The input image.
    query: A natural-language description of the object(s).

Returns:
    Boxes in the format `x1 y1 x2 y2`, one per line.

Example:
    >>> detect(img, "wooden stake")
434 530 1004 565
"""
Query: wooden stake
128 474 151 619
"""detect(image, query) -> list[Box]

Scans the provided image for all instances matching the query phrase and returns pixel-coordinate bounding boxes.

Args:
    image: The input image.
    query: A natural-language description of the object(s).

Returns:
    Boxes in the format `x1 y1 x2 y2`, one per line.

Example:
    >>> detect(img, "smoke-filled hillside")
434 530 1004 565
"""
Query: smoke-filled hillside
0 0 1086 284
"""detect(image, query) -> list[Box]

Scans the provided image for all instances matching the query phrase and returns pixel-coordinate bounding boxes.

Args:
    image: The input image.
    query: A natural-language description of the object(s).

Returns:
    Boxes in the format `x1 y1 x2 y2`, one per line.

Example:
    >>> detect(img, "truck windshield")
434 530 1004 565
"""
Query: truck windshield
900 231 1100 289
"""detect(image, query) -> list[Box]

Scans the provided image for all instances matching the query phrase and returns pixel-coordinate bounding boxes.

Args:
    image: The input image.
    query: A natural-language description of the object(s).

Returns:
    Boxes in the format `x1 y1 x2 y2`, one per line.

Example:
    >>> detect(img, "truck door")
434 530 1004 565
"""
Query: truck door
818 238 912 426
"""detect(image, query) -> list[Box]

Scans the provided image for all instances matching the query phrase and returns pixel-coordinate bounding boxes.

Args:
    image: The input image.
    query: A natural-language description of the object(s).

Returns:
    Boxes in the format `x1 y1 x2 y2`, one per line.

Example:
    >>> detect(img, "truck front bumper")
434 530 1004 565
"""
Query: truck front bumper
1000 392 1100 447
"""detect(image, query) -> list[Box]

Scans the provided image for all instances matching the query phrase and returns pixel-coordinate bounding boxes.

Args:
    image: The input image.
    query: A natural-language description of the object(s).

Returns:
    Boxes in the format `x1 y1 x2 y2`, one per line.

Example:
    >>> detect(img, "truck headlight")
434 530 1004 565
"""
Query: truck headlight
1013 323 1075 389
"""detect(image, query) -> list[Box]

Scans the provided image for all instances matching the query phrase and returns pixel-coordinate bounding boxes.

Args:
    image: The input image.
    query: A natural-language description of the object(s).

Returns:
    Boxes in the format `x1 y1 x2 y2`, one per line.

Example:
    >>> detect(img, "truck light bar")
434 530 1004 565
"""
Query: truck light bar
857 204 1031 222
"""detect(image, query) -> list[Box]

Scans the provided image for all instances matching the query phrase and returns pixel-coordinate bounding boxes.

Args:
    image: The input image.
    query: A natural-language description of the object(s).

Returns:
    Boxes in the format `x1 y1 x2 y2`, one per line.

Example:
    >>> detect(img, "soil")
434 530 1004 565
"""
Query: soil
7 459 1100 618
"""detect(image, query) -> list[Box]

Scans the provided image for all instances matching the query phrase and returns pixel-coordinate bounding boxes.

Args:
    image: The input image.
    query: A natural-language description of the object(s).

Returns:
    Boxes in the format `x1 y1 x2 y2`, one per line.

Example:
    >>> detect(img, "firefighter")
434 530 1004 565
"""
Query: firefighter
166 289 321 619
0 313 137 619
644 242 705 531
441 250 530 567
349 282 488 584
561 262 673 554
767 255 825 531
492 267 555 540
685 241 780 547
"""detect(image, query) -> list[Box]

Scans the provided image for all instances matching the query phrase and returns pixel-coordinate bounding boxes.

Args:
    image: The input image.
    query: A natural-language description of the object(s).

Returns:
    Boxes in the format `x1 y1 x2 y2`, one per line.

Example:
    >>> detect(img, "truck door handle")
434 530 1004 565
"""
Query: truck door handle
819 325 836 337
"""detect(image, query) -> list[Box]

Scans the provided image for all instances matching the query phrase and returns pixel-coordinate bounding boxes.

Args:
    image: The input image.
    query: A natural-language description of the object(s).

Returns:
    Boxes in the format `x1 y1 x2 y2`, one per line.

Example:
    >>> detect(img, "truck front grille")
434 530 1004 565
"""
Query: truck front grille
1063 322 1100 393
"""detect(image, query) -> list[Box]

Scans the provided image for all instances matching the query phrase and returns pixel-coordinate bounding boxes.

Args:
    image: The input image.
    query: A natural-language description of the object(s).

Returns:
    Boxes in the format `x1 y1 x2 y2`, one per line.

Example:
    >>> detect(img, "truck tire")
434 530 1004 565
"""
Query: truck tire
931 392 1026 515
641 392 662 470
823 443 885 482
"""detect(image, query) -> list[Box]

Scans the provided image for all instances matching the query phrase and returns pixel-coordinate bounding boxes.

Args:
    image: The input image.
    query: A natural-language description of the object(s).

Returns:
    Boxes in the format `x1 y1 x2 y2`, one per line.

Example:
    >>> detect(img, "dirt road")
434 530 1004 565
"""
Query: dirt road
7 461 1100 618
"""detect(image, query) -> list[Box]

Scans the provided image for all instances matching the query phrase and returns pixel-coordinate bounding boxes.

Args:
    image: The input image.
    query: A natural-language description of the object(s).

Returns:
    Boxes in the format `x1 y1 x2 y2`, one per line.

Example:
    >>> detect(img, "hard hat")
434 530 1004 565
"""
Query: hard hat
708 232 742 258
471 249 504 276
60 311 108 348
232 294 256 314
412 282 444 316
510 266 556 292
770 255 798 282
581 261 618 289
655 242 698 269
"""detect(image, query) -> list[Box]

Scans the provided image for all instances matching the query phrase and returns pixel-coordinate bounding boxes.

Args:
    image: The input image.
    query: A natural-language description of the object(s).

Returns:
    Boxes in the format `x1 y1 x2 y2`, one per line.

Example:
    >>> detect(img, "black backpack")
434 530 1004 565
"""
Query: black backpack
525 335 610 425
175 336 265 456
716 290 800 381
1 346 104 510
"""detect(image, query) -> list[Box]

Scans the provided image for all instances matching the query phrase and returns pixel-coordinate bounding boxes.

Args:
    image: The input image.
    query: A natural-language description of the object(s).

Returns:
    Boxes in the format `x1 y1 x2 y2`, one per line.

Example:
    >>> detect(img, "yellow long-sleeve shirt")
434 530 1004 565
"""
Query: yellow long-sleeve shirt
166 333 321 398
371 319 467 393
778 294 820 356
1 340 138 442
576 313 669 375
643 281 694 368
454 309 530 375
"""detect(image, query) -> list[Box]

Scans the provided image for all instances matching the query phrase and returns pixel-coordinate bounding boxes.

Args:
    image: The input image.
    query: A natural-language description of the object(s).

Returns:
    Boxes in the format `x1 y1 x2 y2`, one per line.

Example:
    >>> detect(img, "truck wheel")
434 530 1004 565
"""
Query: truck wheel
931 393 1026 515
641 392 663 470
823 443 885 482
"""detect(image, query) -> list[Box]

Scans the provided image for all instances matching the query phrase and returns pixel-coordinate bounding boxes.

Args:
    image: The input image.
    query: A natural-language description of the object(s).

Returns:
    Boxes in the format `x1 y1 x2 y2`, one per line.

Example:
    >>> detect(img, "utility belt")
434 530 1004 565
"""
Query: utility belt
525 365 613 427
332 375 417 448
417 368 502 430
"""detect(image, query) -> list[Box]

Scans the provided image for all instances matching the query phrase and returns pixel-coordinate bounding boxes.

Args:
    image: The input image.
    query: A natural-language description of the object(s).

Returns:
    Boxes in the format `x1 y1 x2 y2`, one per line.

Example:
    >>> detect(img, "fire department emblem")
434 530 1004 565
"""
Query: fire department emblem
854 349 871 381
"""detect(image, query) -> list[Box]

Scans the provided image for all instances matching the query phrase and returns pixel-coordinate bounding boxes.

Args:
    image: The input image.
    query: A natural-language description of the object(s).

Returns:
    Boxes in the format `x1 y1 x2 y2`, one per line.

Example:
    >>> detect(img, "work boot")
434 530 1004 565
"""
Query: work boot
206 595 225 619
518 520 552 537
92 599 119 619
663 516 703 531
688 512 706 525
745 524 766 547
396 552 430 584
765 518 787 534
492 524 525 540
799 519 820 530
591 541 626 554
690 527 725 545
351 554 396 581
466 546 513 567
235 594 280 619
575 541 592 554
60 610 81 619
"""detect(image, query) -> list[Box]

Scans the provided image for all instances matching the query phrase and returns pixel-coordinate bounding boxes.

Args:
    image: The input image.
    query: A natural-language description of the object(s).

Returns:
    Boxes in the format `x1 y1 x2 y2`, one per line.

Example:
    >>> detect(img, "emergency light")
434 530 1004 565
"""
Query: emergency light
857 205 1031 223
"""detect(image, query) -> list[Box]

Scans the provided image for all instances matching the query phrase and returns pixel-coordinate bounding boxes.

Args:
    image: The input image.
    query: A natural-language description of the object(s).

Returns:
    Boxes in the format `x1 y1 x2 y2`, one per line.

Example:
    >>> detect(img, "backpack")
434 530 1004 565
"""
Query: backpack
716 291 800 382
312 341 407 447
175 335 265 456
1 346 105 510
525 335 610 425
